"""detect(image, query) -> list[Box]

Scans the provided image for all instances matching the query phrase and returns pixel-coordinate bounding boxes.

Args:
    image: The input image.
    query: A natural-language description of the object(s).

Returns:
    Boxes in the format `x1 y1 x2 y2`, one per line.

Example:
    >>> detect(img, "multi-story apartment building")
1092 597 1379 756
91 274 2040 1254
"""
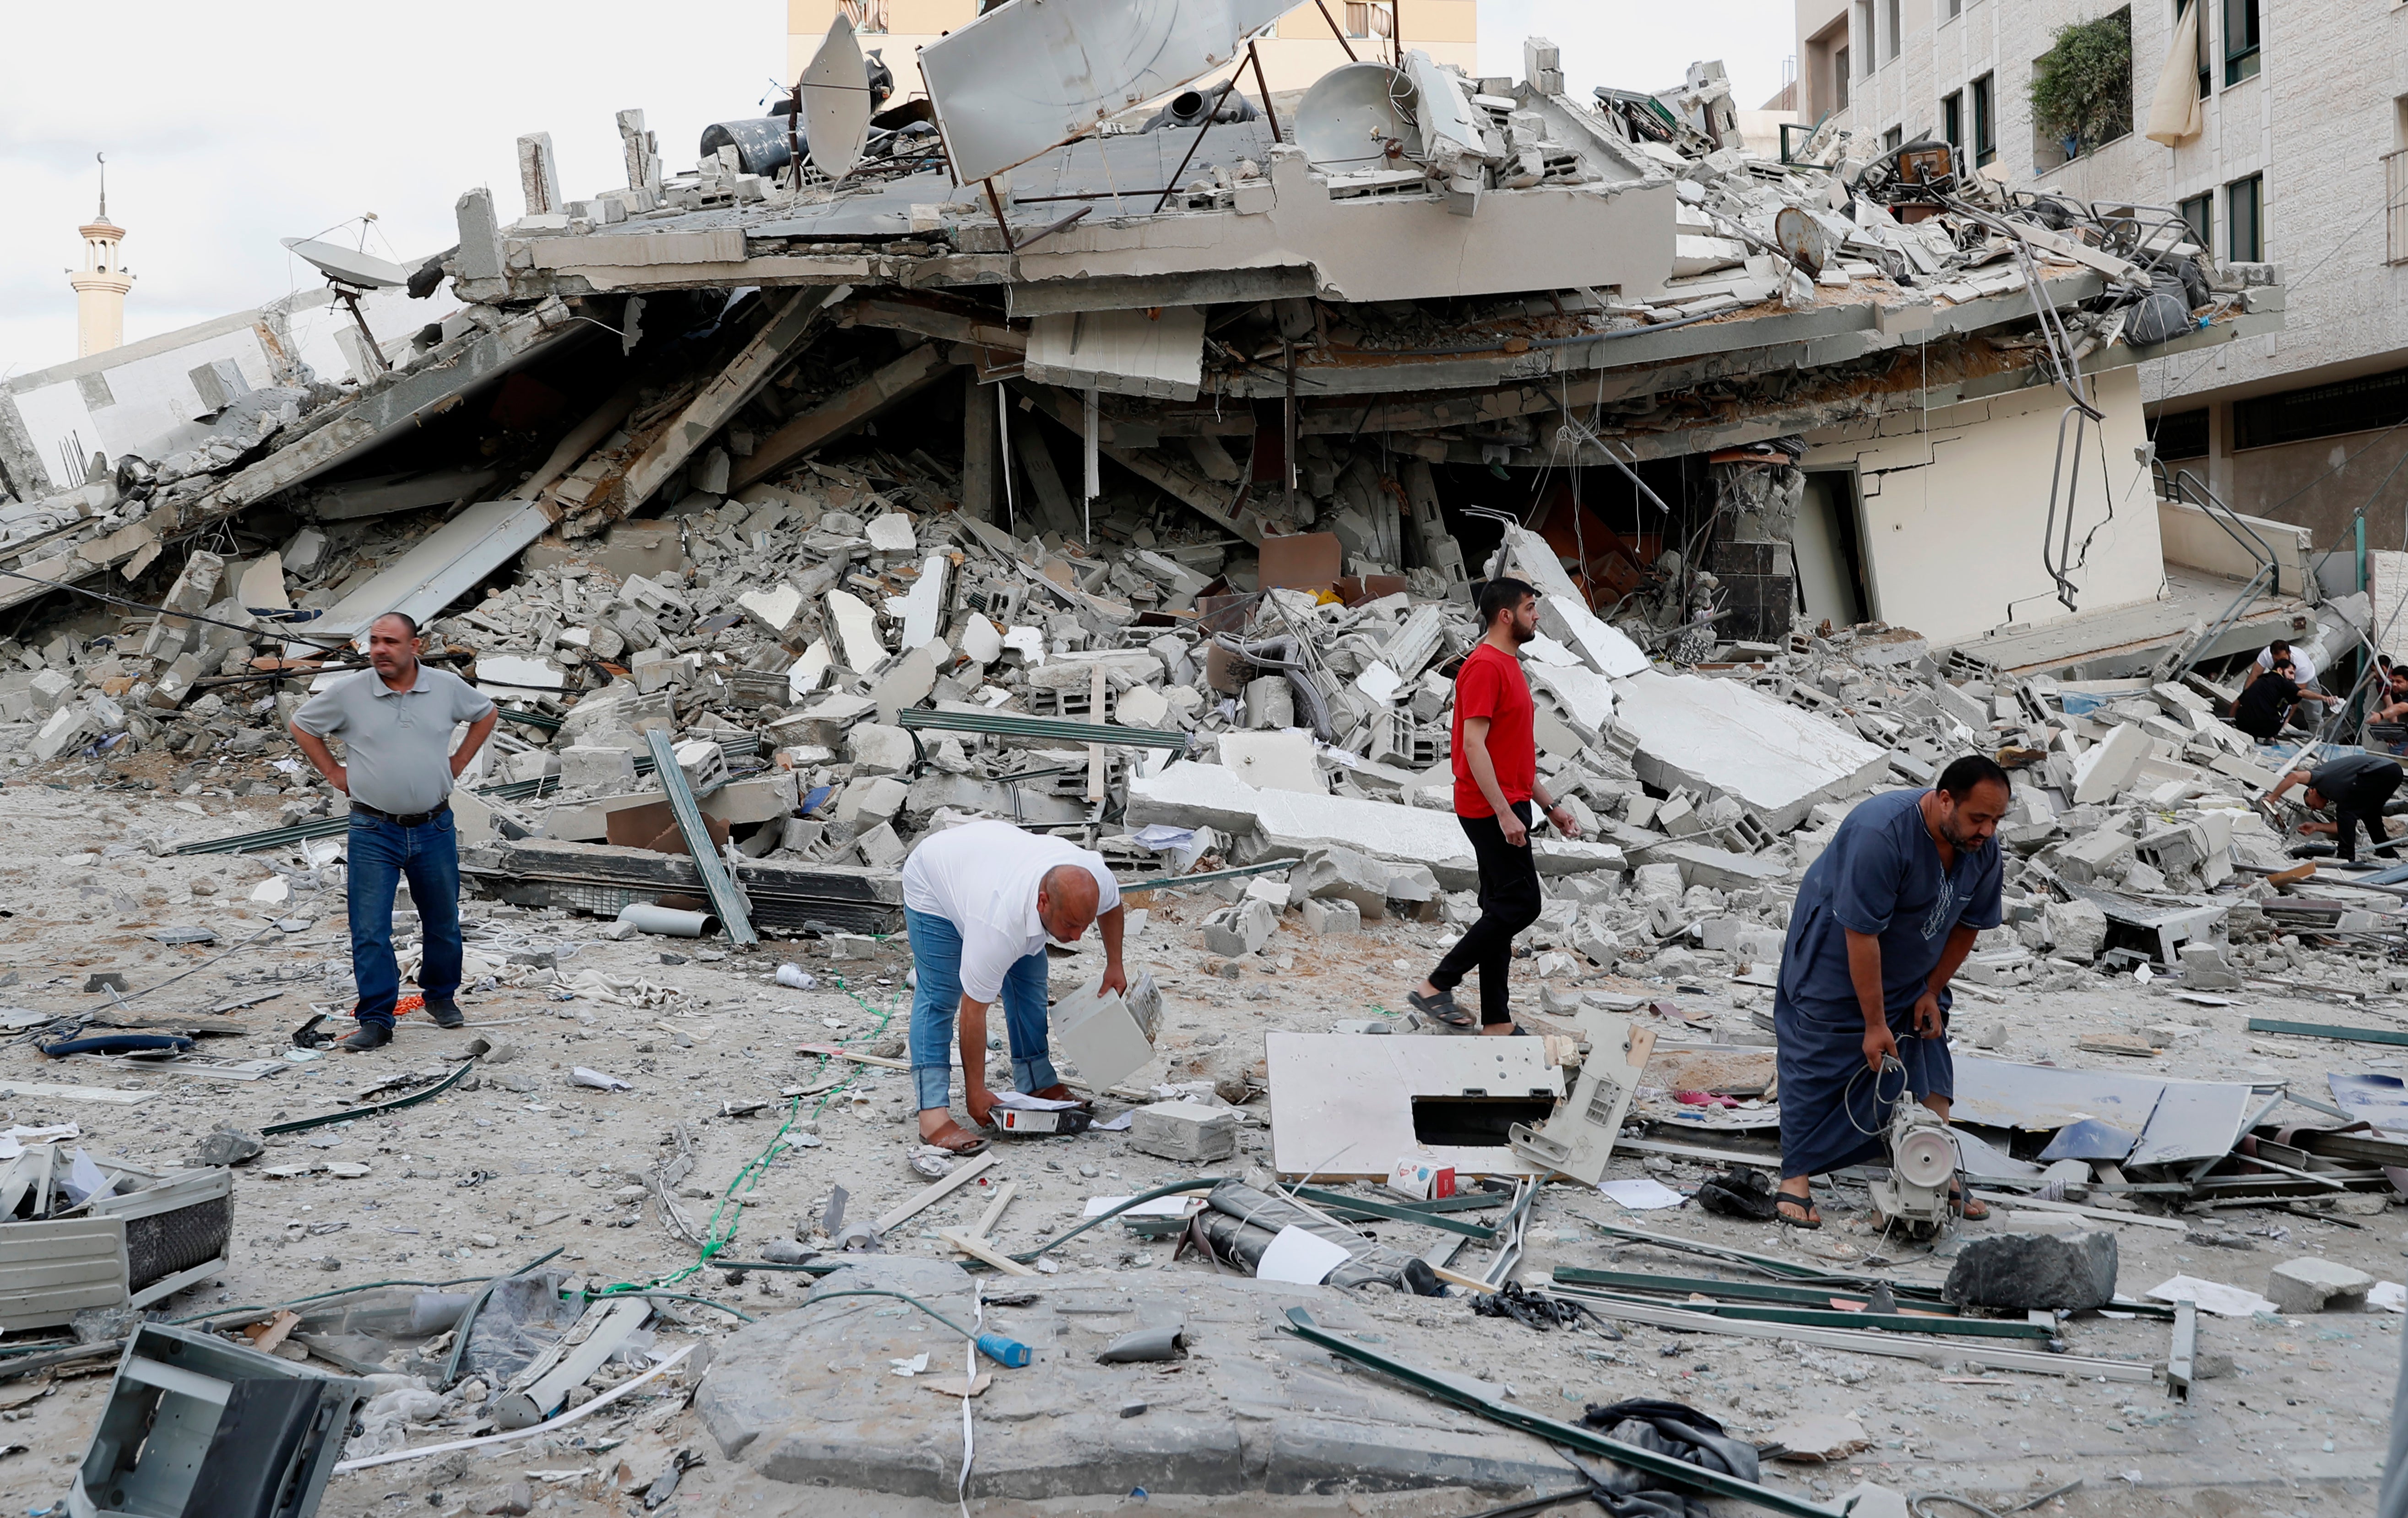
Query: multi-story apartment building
787 0 1476 109
1789 0 2408 560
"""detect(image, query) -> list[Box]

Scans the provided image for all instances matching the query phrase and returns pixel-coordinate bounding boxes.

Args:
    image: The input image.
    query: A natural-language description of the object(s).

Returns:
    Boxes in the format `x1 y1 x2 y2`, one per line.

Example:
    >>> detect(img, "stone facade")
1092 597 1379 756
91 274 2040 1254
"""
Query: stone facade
1793 0 2408 547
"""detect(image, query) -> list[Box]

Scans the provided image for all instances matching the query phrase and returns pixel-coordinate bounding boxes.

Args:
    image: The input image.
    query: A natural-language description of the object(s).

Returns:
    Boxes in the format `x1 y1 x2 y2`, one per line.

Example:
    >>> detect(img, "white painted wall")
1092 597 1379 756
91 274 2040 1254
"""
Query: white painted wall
4 277 455 494
1802 364 2167 648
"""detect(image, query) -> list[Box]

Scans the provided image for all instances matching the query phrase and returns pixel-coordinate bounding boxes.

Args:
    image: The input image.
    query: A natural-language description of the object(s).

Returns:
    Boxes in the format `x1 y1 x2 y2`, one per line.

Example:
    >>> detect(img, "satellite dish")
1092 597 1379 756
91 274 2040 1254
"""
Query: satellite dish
801 13 873 180
1773 207 1827 276
1293 62 1425 172
281 238 410 290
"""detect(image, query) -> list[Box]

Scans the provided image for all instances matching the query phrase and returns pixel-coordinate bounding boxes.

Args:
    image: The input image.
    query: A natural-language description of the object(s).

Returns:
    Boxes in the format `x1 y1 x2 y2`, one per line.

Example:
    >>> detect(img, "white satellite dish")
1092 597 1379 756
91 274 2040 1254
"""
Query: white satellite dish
801 13 873 180
1293 62 1426 172
280 237 410 290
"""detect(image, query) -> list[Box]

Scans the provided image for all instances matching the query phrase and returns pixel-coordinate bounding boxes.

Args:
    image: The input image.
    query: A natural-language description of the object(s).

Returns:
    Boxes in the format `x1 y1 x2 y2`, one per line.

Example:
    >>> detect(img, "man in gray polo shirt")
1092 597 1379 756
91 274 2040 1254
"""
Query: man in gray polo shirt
291 612 499 1051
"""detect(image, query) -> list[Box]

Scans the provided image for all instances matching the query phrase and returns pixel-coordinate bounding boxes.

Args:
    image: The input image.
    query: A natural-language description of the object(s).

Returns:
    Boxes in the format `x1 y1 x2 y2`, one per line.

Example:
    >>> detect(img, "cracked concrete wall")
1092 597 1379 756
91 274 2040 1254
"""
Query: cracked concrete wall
1801 364 2164 648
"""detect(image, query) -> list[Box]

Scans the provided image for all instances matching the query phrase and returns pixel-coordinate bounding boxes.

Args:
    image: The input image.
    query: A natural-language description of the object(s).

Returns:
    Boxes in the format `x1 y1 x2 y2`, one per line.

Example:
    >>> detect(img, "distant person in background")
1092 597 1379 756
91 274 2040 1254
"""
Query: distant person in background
2246 638 2316 691
2230 658 2339 743
2267 751 2407 863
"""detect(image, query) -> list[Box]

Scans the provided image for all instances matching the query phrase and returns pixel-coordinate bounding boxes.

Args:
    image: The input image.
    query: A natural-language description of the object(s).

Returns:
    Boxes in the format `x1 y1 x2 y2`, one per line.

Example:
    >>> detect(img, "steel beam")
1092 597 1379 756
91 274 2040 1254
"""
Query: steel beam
645 729 758 947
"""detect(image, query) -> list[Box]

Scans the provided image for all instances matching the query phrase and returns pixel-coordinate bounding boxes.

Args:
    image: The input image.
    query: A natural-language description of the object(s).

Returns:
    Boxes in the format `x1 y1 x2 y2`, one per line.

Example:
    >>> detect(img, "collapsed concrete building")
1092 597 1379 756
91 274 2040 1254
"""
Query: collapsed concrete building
14 13 2408 1514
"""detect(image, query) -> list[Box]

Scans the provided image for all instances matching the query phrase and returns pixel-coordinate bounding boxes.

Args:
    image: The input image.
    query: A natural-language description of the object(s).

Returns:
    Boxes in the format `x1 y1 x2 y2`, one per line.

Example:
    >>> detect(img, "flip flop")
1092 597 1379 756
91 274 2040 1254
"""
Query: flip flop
921 1123 991 1155
1949 1186 1990 1220
1407 988 1479 1032
1774 1193 1822 1230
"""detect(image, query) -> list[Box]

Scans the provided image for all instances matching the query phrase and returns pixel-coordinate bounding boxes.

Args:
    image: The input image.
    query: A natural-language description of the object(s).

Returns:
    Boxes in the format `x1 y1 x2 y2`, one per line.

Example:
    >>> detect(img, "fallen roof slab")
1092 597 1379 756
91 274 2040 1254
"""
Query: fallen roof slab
1613 670 1891 832
1128 761 1625 889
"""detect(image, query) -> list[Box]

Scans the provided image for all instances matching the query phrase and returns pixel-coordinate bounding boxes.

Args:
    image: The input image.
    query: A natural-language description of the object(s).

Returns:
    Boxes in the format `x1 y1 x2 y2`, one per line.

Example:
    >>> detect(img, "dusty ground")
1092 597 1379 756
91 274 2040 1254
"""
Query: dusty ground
0 750 2400 1518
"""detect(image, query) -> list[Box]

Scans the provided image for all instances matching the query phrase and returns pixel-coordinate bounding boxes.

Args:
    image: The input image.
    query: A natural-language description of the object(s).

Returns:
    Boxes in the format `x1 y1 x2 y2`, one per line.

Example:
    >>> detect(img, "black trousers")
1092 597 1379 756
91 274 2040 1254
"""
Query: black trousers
2335 767 2405 862
1429 801 1543 1025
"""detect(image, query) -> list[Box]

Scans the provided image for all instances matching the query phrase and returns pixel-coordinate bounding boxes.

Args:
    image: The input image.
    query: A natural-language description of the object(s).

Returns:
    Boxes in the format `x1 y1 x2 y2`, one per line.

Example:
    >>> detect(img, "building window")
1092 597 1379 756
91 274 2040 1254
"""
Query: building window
1885 0 1902 60
2028 8 2133 163
1342 2 1377 38
2227 173 2263 262
2234 367 2408 450
2153 407 2211 462
2178 193 2212 250
1972 73 1996 166
1857 0 1877 76
837 0 889 32
1942 92 1963 148
1945 0 1961 20
1835 48 1852 107
1884 125 1904 151
2177 0 2212 98
2223 0 2259 85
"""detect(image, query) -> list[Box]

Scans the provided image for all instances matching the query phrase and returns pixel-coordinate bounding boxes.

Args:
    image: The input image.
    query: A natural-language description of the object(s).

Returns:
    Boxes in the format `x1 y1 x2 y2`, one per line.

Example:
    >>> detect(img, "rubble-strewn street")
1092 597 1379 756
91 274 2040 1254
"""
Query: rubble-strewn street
0 11 2400 1518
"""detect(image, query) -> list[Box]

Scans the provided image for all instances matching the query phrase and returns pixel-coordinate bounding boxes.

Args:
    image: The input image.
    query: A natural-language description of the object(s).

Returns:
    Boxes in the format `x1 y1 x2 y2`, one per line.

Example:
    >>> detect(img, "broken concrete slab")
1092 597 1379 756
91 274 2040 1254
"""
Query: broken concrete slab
2267 1257 2375 1314
1613 671 1888 832
1128 762 1623 890
696 1258 1569 1500
1128 1099 1237 1163
2071 722 2151 805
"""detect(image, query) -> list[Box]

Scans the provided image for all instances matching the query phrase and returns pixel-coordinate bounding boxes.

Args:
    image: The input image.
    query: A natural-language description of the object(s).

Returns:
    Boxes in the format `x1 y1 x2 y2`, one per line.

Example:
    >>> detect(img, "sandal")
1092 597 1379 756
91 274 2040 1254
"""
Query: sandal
1950 1185 1990 1221
1774 1191 1822 1230
1030 1084 1094 1110
920 1122 991 1155
1407 988 1479 1032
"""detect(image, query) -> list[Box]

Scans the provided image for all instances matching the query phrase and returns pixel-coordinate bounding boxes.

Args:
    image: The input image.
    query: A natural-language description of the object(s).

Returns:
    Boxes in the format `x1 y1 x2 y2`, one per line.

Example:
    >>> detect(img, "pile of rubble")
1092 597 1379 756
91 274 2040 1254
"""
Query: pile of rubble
7 15 2406 1517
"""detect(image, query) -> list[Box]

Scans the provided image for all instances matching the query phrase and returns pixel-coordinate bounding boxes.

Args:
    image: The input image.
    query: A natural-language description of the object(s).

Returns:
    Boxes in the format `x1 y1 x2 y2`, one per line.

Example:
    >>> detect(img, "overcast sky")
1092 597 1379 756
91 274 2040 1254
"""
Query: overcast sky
0 1 1793 381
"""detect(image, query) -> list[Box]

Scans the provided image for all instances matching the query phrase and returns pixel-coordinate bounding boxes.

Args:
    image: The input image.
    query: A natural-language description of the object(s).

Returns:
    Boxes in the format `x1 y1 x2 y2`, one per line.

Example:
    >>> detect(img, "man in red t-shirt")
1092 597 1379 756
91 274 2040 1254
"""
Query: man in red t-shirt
1408 576 1580 1034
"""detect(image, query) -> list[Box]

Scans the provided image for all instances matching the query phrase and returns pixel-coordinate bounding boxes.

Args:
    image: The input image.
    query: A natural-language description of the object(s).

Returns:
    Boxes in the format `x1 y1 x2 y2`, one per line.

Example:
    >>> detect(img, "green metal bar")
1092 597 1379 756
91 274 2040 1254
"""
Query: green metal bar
645 729 758 948
1290 1186 1499 1240
2246 1018 2408 1047
897 706 1193 753
1552 1266 1956 1312
174 775 561 856
1555 1286 2053 1341
1116 859 1299 893
497 708 564 734
262 1055 481 1135
1280 1309 1854 1518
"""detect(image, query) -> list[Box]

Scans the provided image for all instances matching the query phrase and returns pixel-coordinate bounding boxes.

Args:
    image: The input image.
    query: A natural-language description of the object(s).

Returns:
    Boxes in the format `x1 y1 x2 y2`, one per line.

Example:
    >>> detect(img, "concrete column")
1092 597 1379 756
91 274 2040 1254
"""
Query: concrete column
1707 453 1806 644
960 369 997 523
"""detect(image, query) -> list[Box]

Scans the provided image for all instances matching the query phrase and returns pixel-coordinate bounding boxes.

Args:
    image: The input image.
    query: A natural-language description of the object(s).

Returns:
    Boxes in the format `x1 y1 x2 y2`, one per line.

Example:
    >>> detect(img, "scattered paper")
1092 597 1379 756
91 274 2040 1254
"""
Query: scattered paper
570 1068 632 1091
1597 1177 1687 1210
2147 1275 2281 1318
2372 1281 2407 1314
992 1090 1084 1111
1095 1111 1134 1131
889 1352 930 1377
60 1149 114 1207
249 876 291 905
920 1372 993 1399
1255 1224 1352 1285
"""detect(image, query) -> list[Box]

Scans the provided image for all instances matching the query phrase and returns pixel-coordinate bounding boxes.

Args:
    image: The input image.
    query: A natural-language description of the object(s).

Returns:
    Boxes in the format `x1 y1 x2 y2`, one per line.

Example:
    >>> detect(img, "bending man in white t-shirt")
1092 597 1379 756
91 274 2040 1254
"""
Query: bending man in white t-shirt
900 820 1127 1152
2249 639 2317 690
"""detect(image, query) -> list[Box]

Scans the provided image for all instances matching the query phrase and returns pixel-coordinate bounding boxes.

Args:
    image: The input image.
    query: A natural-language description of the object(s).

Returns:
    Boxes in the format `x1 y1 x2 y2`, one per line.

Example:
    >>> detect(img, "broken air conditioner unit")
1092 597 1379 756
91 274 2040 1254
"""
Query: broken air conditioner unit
1507 1011 1654 1184
71 1322 369 1518
0 1152 233 1334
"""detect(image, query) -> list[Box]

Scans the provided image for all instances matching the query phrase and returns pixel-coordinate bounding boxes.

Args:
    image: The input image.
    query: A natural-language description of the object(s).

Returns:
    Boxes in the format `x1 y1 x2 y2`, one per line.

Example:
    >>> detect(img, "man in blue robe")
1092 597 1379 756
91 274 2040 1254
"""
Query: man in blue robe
1770 755 2012 1227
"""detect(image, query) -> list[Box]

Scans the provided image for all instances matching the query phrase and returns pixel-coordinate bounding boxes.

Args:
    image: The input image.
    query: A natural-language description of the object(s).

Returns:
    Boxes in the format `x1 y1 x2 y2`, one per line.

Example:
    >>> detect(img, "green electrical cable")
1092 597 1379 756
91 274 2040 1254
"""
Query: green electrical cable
589 974 897 1303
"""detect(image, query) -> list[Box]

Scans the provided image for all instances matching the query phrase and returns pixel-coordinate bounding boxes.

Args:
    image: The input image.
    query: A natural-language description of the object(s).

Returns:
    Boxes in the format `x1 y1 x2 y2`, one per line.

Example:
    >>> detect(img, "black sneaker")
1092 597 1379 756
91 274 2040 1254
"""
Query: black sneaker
427 1000 465 1029
340 1023 392 1052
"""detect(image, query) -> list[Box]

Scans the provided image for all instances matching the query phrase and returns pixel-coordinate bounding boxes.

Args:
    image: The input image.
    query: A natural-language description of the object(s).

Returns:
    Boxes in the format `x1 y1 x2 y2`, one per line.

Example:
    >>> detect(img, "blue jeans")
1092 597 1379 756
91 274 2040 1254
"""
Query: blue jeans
347 810 463 1030
906 906 1055 1111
